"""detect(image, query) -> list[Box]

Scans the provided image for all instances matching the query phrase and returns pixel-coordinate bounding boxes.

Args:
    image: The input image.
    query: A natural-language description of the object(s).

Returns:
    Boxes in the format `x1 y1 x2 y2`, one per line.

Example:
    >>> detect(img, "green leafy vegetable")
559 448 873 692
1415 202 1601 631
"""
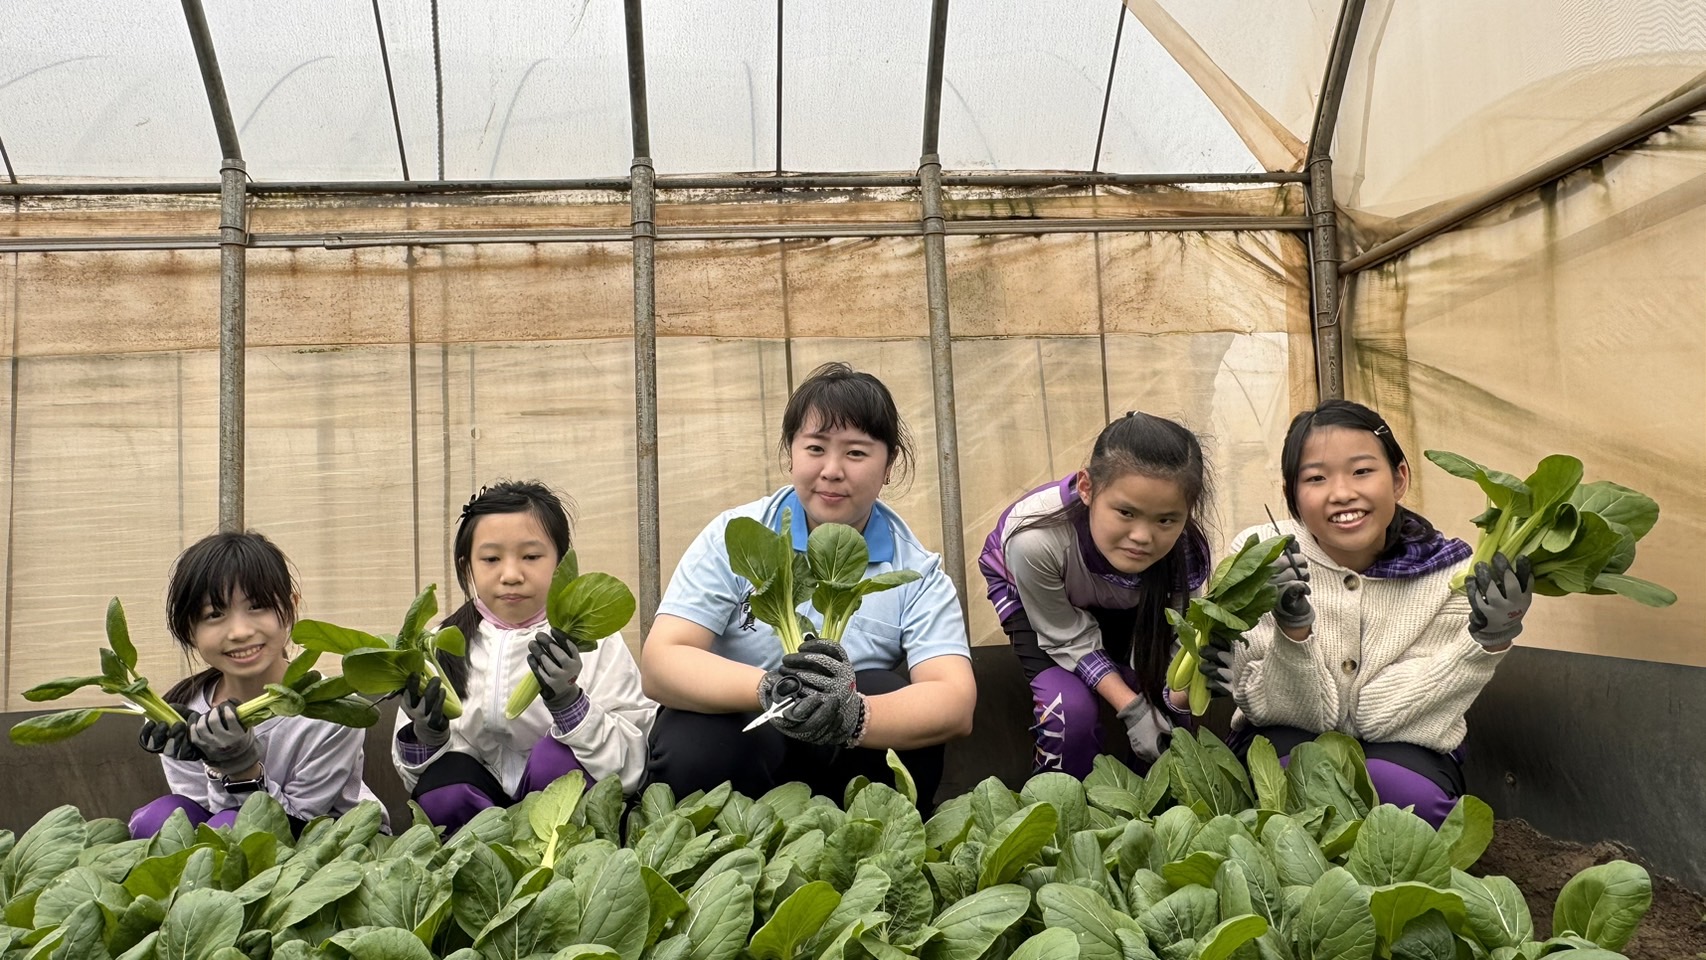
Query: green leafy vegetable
293 584 468 720
1166 534 1291 715
1424 449 1675 606
10 598 185 745
725 509 920 654
507 551 639 718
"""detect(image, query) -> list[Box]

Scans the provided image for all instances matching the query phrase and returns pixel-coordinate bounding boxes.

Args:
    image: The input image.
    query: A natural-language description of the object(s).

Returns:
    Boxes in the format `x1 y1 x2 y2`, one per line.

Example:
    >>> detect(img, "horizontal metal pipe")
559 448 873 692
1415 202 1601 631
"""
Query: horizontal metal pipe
0 170 1307 197
1343 82 1706 274
0 215 1310 253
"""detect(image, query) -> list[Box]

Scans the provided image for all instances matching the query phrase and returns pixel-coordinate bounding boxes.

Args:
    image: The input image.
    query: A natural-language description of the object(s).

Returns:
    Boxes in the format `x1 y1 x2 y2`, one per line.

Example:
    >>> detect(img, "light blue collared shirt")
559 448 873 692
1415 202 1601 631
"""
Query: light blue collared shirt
656 487 970 673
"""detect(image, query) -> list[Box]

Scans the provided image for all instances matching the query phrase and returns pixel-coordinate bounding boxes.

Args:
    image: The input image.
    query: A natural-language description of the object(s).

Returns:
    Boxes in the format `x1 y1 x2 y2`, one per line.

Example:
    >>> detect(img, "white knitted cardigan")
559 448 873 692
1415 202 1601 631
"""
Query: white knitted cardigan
1227 519 1505 753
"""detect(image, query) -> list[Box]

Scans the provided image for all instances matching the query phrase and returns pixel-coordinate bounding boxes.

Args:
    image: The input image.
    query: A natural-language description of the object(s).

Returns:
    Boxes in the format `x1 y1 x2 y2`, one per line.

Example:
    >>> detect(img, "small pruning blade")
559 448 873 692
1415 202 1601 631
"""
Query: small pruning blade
742 676 801 733
1265 504 1303 578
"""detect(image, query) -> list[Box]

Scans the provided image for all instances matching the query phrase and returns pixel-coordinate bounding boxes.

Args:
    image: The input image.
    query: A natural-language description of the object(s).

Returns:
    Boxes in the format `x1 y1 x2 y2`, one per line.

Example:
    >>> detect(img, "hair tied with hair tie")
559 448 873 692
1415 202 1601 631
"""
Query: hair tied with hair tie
459 485 491 524
1124 410 1138 419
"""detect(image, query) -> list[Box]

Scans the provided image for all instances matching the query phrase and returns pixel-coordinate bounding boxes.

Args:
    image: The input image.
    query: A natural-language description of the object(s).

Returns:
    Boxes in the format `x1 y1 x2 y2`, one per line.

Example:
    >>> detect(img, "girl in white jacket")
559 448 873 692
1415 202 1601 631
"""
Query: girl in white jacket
393 481 655 833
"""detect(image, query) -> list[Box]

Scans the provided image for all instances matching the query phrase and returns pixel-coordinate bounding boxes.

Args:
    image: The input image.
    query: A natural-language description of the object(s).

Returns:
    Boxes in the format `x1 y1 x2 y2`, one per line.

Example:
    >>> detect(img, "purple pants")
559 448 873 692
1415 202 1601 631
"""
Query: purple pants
415 738 586 835
1029 666 1106 778
129 795 238 838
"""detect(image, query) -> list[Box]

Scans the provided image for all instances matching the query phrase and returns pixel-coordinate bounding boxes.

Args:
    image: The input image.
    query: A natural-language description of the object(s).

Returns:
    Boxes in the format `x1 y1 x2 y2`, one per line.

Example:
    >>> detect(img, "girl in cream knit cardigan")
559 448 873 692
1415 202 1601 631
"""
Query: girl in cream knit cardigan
1200 401 1535 825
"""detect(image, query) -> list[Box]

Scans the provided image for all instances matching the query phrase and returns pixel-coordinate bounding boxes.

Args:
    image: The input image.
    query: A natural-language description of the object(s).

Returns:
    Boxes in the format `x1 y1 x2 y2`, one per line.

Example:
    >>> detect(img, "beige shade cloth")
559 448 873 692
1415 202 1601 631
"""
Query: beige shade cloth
0 214 1309 710
1347 119 1706 668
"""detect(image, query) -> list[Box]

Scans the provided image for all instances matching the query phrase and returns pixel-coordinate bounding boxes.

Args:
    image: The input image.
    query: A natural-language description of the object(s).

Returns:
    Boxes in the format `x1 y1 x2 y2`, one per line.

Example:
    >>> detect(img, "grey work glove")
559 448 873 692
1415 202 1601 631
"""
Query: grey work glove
189 702 260 776
778 638 857 698
527 629 584 711
138 708 202 762
773 684 868 748
1116 696 1174 765
402 673 451 749
1270 538 1315 633
1467 552 1533 648
1198 637 1235 697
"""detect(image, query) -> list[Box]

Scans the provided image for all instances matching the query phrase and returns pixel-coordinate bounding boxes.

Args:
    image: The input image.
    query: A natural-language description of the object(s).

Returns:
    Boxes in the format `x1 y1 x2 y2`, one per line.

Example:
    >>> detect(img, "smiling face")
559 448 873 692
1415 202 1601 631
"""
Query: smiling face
788 409 892 531
1077 470 1191 575
1292 425 1410 572
190 587 290 694
469 510 561 625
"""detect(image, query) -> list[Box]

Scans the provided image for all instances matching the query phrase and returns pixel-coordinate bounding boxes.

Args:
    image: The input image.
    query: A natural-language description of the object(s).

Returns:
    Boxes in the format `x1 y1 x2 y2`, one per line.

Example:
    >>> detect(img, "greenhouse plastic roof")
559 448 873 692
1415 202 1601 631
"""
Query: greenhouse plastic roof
4 0 1705 220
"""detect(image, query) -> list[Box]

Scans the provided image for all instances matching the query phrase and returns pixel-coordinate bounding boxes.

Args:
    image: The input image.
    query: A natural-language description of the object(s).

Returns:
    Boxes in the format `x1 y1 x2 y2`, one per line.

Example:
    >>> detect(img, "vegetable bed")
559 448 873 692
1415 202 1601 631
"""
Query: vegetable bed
0 730 1657 960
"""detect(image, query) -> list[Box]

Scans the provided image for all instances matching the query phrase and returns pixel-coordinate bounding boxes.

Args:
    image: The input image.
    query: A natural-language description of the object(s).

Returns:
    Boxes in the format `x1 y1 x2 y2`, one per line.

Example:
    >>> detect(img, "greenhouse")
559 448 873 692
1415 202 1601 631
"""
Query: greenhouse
1 1 1703 957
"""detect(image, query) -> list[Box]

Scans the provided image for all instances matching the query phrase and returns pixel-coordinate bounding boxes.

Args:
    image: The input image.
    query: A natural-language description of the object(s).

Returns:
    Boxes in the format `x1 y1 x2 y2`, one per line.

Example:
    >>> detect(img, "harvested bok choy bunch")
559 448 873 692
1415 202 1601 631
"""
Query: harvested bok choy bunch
725 509 919 653
292 584 469 717
1424 450 1675 607
228 649 380 729
1166 534 1291 716
505 549 637 719
10 598 185 744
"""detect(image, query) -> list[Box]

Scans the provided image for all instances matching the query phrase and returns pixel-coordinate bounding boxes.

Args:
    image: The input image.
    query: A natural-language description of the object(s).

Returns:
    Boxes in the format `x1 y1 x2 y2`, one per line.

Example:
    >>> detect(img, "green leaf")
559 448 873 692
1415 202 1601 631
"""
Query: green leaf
554 574 637 648
1450 870 1532 950
750 880 841 960
1435 797 1494 871
434 624 468 657
1194 915 1269 960
531 772 589 866
807 523 870 588
8 708 121 745
1588 572 1677 607
978 803 1058 890
1247 737 1290 814
1388 910 1458 960
1569 481 1660 541
0 806 85 905
886 750 920 809
1345 806 1450 887
159 888 244 960
449 843 509 939
105 597 138 671
679 868 754 960
21 676 109 703
919 883 1030 960
1260 815 1328 887
342 925 437 960
848 783 928 867
268 859 363 931
1007 928 1082 960
1037 882 1138 960
550 947 623 960
577 849 649 960
819 821 884 891
1424 451 1531 511
1291 867 1376 960
1168 730 1250 817
1137 885 1218 947
290 620 387 655
1368 882 1466 946
398 584 439 646
1020 773 1089 847
1162 852 1225 890
1552 860 1651 952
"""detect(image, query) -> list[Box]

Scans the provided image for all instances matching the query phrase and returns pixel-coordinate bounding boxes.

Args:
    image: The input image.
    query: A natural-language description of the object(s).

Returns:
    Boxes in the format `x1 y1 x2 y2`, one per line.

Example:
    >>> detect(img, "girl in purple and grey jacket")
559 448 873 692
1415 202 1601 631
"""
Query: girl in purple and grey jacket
978 413 1211 778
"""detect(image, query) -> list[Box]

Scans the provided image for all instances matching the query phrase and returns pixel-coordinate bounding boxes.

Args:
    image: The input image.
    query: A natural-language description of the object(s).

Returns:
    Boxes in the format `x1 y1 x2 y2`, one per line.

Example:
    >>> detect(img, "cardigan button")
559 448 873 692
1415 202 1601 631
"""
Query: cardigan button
1343 573 1360 590
1341 658 1358 675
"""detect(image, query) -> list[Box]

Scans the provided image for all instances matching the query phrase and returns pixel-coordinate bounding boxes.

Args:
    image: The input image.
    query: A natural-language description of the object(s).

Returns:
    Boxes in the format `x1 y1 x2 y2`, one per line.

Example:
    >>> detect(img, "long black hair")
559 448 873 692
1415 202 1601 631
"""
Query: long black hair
162 531 299 704
437 480 574 697
779 362 916 489
1017 412 1213 709
1279 399 1440 555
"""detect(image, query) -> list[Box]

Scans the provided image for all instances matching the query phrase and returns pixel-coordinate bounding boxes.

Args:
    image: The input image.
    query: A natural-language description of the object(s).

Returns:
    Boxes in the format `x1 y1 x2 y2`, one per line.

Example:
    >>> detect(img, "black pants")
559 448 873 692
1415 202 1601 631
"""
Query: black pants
646 668 945 811
1003 607 1140 682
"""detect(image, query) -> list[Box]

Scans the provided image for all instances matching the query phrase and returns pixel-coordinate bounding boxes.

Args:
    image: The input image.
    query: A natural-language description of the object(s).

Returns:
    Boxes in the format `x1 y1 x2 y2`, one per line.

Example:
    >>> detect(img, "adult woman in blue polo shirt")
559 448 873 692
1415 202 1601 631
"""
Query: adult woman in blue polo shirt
641 362 975 808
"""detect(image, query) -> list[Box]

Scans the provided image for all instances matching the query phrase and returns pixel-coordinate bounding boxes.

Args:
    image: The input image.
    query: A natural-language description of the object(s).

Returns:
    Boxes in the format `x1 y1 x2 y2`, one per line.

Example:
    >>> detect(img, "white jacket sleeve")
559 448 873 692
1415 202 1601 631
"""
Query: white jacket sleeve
551 632 656 795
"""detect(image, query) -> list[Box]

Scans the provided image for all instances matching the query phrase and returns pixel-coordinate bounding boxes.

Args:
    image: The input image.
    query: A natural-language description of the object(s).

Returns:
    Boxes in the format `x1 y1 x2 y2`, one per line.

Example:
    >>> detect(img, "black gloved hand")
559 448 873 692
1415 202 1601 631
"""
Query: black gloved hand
189 701 260 776
527 629 584 711
139 708 202 762
402 674 451 749
1270 537 1314 633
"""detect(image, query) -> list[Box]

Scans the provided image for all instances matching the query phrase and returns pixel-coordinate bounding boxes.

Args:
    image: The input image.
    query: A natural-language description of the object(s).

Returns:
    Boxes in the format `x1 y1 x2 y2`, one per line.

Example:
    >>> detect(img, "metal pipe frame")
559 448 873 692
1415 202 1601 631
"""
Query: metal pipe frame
1304 0 1366 402
625 0 662 636
0 170 1305 197
0 215 1311 255
181 0 248 531
919 0 967 608
1342 82 1706 275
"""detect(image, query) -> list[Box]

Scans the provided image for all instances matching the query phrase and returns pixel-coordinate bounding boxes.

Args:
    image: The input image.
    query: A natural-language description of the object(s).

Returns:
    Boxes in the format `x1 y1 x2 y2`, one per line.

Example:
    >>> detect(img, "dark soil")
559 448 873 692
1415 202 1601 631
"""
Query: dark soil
1474 819 1706 960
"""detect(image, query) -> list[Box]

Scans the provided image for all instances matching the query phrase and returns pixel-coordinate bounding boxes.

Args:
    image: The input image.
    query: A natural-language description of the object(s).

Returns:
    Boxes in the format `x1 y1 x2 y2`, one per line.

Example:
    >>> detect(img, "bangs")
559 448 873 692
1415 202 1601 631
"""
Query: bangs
168 533 296 643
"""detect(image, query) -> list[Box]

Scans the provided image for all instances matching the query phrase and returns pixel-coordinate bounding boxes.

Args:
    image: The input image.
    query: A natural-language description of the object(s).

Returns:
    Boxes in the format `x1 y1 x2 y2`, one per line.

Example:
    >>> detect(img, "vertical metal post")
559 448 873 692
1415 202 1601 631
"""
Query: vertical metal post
181 0 247 530
1305 0 1367 401
217 159 248 530
919 0 966 607
625 0 661 635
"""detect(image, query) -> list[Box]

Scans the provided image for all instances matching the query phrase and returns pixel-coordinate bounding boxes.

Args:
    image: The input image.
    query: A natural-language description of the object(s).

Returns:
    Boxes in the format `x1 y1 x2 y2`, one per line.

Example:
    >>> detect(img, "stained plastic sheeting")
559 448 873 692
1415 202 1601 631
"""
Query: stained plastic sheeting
1347 120 1706 668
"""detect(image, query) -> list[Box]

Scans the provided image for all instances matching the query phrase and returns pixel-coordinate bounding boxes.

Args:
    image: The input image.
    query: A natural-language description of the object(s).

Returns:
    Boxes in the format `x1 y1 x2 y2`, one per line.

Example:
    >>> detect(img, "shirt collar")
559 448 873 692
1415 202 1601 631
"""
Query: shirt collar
772 488 896 564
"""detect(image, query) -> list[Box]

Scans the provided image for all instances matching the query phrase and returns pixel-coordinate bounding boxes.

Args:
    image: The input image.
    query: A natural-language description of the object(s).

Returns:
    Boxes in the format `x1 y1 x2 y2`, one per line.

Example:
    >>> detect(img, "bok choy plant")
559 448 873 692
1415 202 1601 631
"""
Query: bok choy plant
1166 534 1290 716
726 509 920 653
292 584 468 718
1424 450 1675 607
504 549 637 718
9 598 185 744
